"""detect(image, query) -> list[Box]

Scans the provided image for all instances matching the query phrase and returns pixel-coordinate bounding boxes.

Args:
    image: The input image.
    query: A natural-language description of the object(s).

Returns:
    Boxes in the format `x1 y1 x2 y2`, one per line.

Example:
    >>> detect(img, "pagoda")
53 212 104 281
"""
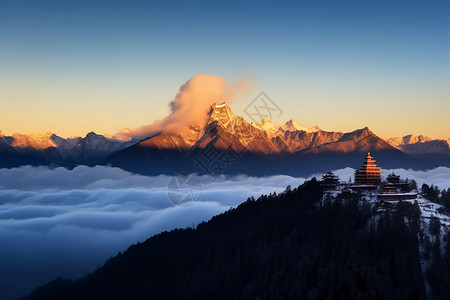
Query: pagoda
387 173 400 184
354 152 381 186
321 170 340 189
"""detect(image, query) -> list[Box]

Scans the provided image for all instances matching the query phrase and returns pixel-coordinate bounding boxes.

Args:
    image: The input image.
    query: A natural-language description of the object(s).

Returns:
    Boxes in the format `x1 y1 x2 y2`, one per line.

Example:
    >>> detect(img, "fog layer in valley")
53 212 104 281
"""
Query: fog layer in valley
1 165 450 299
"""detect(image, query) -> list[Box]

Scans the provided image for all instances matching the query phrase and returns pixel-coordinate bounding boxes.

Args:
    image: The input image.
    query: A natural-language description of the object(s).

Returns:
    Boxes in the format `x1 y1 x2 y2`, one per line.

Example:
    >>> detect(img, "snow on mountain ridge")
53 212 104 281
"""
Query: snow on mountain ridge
279 119 320 133
147 102 392 155
0 131 133 164
0 102 410 163
387 134 450 154
251 119 279 136
50 135 83 155
387 134 434 148
209 102 320 137
11 132 57 150
0 102 323 154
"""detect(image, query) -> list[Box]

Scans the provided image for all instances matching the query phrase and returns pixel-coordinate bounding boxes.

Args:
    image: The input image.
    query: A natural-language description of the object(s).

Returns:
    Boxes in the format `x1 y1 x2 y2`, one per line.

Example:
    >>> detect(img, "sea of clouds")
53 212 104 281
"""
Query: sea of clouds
0 166 300 299
1 165 450 299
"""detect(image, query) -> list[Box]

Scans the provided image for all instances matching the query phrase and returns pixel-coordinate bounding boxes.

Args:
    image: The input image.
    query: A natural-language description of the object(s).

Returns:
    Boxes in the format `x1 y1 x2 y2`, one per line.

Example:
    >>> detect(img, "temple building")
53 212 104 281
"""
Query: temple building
320 170 340 189
387 173 400 184
354 152 381 186
377 183 417 201
386 172 411 192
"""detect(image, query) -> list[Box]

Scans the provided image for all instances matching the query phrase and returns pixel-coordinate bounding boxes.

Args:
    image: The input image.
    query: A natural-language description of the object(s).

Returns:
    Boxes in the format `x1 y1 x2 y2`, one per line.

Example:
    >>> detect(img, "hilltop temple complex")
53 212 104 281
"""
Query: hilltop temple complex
320 152 417 202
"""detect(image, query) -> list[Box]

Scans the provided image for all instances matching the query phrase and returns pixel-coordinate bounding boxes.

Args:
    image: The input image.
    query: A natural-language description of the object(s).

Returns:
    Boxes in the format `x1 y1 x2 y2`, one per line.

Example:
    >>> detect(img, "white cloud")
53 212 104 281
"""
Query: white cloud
1 165 450 299
0 166 300 300
112 73 251 140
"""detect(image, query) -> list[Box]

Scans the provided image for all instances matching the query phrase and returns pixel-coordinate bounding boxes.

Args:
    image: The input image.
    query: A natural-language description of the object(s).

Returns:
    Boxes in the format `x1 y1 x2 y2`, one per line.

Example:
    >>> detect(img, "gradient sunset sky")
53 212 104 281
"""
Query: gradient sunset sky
1 0 449 139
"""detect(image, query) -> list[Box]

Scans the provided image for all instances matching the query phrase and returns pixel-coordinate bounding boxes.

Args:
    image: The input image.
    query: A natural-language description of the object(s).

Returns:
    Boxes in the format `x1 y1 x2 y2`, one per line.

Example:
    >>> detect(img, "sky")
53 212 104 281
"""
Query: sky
1 164 450 299
1 0 449 139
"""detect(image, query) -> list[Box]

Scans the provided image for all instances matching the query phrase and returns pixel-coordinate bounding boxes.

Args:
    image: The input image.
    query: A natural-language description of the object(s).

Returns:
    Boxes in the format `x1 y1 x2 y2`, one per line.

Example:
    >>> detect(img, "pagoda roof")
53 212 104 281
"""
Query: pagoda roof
387 173 400 178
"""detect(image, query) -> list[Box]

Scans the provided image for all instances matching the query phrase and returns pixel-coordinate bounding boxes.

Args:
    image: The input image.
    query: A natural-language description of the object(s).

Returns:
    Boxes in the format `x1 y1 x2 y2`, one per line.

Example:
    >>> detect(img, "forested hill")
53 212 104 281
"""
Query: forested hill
24 180 450 299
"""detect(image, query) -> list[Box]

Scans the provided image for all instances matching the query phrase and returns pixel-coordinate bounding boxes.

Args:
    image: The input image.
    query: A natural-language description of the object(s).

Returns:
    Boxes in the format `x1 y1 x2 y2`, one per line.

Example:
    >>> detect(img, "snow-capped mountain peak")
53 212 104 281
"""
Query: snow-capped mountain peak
386 134 450 154
387 134 433 148
251 118 279 136
209 102 237 126
249 117 320 136
279 119 320 133
11 132 57 150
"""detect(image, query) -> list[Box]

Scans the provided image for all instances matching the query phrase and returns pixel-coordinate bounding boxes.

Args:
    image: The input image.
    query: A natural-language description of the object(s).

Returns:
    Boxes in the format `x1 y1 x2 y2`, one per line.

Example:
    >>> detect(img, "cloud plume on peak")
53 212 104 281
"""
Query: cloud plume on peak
114 73 251 141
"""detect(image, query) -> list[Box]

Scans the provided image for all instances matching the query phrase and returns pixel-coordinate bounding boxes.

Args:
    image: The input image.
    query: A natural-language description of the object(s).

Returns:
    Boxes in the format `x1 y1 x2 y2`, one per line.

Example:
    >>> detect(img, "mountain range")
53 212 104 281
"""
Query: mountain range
103 103 432 176
1 103 448 175
0 131 133 168
387 134 450 154
387 134 450 168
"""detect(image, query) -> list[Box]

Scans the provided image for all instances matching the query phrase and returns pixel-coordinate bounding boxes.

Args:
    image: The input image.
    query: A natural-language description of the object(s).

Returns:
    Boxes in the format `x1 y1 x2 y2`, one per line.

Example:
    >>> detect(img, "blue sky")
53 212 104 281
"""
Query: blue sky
1 0 449 138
